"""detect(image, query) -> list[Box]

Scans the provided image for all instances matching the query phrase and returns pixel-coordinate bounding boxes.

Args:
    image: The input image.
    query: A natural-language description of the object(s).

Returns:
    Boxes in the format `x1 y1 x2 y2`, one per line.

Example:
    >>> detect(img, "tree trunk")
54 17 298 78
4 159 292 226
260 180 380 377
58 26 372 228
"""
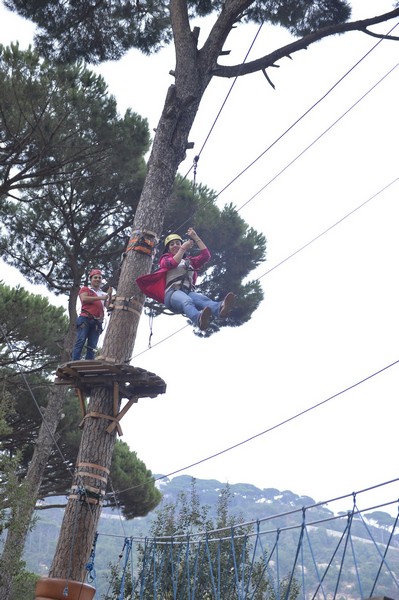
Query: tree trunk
49 388 114 579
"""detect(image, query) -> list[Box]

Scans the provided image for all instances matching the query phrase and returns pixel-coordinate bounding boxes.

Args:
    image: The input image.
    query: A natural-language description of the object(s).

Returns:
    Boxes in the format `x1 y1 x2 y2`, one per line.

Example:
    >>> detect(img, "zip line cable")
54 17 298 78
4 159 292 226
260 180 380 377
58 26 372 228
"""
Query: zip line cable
175 18 399 234
166 23 264 237
234 61 399 214
114 356 399 496
183 23 264 180
257 175 399 280
214 45 398 202
217 19 399 189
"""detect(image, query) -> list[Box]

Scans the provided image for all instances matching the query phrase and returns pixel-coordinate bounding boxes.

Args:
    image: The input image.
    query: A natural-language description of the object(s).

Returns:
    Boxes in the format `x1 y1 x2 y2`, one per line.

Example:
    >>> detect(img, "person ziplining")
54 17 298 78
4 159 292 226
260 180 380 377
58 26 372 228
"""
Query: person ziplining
136 227 235 331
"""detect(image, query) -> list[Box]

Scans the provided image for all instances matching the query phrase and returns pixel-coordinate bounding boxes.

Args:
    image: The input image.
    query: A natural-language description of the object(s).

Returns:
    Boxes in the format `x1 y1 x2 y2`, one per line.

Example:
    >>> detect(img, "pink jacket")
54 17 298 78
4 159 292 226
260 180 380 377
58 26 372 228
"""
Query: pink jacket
136 248 211 303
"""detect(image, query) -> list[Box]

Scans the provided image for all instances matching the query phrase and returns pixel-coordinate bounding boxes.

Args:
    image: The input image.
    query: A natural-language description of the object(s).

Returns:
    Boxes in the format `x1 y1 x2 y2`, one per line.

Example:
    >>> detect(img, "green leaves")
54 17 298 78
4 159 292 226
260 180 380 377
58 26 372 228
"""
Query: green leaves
0 282 67 370
0 46 150 295
244 0 351 35
110 440 162 518
5 0 173 62
4 0 352 62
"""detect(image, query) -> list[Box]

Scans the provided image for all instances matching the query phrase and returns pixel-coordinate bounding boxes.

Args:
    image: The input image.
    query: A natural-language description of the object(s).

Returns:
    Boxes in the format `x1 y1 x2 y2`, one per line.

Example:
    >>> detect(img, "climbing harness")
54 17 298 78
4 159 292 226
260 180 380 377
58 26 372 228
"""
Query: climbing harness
164 258 196 294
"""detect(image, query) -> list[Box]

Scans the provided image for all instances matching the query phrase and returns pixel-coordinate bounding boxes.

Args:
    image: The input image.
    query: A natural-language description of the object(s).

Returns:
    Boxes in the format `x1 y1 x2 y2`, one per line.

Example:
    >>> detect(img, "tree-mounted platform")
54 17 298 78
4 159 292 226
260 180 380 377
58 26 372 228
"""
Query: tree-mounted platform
54 359 166 435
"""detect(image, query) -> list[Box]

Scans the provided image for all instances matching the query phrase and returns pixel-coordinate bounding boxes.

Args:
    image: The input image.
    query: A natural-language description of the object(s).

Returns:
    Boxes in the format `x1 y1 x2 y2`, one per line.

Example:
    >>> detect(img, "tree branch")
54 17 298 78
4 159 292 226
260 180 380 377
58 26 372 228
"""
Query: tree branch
212 7 399 78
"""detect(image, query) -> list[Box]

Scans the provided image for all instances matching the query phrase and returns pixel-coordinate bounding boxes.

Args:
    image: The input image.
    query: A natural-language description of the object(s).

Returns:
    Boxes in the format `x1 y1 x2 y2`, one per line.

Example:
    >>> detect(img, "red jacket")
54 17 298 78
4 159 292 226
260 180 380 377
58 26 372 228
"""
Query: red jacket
136 248 211 303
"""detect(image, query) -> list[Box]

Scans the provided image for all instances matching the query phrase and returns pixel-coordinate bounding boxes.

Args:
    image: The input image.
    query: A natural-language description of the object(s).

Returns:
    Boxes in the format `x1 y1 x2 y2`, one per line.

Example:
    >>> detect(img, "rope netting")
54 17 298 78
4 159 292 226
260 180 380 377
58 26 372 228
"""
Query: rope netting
100 491 399 600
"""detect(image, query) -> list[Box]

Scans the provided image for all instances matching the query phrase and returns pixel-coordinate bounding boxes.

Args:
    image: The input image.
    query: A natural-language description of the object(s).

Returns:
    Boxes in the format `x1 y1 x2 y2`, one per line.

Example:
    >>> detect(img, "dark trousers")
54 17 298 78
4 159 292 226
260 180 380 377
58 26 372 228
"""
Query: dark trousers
72 316 103 360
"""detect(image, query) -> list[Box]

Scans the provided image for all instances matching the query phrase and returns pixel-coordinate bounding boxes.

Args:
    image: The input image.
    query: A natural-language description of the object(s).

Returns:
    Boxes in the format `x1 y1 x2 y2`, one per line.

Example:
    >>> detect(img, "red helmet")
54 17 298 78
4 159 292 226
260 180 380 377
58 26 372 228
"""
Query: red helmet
89 269 102 279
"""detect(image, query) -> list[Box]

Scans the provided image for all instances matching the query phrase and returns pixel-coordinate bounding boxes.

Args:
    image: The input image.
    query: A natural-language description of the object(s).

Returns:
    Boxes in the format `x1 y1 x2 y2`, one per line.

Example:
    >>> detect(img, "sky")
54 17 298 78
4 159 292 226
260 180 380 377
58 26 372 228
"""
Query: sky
1 1 399 517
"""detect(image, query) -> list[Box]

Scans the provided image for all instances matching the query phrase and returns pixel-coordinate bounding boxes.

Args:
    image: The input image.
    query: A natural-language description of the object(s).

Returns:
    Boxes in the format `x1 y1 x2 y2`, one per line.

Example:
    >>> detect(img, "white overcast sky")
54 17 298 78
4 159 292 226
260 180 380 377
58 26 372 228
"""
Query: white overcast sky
1 1 399 516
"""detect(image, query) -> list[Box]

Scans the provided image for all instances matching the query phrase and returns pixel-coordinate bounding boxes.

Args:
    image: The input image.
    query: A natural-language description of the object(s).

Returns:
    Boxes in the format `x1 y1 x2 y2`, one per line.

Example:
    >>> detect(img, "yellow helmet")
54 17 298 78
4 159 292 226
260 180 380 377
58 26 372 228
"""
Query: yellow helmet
164 233 183 250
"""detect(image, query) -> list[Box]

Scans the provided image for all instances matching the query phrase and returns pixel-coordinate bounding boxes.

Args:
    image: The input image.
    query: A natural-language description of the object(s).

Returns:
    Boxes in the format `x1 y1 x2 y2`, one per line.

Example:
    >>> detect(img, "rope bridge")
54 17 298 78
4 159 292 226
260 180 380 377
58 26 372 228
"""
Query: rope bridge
97 486 399 600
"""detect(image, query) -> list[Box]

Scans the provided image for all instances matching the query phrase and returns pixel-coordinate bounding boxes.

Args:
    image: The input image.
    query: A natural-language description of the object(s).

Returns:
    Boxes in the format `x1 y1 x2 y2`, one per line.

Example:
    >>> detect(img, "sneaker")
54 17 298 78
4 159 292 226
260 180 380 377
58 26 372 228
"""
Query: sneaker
219 292 235 318
198 306 211 331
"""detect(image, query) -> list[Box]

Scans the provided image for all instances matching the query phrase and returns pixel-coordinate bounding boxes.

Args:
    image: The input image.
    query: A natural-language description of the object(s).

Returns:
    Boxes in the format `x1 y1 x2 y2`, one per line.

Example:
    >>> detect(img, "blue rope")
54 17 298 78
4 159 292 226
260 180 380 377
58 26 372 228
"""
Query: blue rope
229 526 241 596
184 534 190 600
356 505 399 594
137 538 150 600
333 509 354 597
300 539 306 600
304 526 326 599
311 514 352 600
245 520 260 599
348 526 363 598
368 505 399 596
190 539 200 600
285 508 306 599
118 537 132 600
253 527 280 600
204 534 218 598
86 532 99 584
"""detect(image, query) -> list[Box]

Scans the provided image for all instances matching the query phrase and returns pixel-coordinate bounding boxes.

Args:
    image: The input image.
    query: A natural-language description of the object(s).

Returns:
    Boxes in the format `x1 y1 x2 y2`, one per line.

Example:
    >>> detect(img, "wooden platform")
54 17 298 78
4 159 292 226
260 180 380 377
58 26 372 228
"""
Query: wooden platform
54 360 166 400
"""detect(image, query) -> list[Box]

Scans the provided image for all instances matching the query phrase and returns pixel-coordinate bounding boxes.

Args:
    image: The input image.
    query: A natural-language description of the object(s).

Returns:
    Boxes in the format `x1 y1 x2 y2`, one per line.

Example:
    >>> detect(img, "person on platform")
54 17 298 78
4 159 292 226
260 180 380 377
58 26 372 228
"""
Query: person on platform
72 269 108 360
136 228 235 331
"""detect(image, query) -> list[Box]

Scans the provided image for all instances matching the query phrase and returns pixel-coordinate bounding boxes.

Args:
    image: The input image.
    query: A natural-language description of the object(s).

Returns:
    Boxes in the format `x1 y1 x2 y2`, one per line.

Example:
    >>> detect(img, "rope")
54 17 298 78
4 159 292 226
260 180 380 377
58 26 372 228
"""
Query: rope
304 526 326 599
333 506 355 598
348 523 363 599
368 505 399 596
286 508 306 599
310 511 353 600
117 358 399 497
94 487 399 598
118 537 133 600
174 21 398 236
86 531 99 584
147 308 155 349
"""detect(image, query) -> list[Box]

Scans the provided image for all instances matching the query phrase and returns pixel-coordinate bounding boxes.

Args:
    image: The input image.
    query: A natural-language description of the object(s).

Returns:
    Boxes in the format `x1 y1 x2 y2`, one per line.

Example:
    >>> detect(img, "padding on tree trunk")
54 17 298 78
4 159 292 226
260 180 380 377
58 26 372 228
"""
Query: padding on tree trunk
35 577 95 600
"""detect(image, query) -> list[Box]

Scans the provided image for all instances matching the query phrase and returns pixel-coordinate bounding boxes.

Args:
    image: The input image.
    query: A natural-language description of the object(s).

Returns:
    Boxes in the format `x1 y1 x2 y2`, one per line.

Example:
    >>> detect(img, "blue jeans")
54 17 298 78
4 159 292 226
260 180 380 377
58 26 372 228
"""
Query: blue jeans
165 289 221 326
72 316 103 360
